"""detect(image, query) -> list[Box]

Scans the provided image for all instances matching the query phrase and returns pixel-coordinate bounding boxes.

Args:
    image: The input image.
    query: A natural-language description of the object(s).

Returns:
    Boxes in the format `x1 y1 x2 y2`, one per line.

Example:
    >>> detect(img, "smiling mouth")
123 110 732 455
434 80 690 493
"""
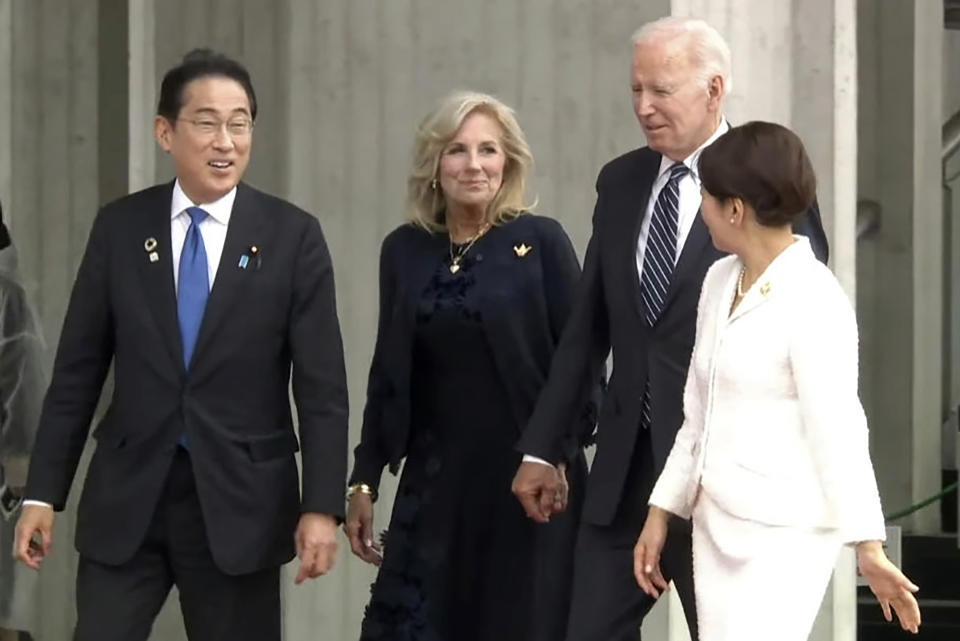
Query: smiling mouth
208 160 234 170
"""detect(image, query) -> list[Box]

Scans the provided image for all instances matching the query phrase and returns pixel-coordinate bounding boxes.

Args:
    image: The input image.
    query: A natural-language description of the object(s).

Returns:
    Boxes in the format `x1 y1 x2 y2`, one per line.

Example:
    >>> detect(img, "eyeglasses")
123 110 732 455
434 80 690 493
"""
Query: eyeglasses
177 117 255 137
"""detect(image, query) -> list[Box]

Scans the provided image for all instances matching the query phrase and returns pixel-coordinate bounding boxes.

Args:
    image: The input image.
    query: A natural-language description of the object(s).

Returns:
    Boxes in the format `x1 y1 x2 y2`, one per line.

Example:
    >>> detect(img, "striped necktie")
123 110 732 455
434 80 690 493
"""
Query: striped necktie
640 163 688 430
639 162 689 325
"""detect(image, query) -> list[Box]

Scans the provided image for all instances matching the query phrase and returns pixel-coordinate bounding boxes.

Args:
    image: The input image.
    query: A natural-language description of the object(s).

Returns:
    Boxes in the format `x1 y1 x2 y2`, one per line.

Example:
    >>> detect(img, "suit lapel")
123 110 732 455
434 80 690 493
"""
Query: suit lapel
660 211 712 317
137 181 184 373
189 183 267 369
629 152 663 319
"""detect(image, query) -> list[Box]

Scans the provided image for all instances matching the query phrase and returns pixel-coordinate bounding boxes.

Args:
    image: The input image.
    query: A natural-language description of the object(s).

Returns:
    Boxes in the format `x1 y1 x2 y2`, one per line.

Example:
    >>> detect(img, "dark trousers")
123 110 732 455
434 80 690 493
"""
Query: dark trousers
73 448 280 641
566 429 698 641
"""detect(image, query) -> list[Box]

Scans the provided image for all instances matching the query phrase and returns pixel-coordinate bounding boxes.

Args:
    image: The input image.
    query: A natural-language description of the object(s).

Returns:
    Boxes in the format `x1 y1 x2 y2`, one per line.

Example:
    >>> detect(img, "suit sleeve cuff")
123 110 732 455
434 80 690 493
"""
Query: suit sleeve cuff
648 481 694 521
522 454 555 468
22 500 53 509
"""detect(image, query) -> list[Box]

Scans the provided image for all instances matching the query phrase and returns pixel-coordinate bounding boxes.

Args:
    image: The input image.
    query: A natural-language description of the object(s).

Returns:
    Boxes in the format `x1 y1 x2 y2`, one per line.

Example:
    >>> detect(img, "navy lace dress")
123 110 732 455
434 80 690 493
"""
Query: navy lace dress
359 244 577 641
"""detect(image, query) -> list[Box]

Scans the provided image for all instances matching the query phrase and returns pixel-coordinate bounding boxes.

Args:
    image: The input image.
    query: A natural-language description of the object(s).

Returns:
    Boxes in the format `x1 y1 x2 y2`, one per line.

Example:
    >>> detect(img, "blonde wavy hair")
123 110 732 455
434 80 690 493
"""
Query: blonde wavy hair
407 90 536 232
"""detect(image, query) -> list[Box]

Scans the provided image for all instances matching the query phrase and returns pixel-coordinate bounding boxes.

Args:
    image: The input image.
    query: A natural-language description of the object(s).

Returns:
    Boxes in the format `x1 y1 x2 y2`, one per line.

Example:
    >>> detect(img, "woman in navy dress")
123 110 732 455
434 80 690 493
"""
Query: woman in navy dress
344 91 599 641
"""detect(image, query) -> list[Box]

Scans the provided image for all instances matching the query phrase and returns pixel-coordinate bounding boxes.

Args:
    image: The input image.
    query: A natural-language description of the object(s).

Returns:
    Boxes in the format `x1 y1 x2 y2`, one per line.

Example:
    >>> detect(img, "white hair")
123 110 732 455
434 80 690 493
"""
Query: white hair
631 17 732 95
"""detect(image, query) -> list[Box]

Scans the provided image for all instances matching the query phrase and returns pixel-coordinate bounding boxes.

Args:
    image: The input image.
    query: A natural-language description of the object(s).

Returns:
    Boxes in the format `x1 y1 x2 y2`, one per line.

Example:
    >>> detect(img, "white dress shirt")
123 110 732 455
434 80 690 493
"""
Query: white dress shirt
24 181 237 509
523 120 729 468
635 119 729 281
649 237 886 544
170 180 235 292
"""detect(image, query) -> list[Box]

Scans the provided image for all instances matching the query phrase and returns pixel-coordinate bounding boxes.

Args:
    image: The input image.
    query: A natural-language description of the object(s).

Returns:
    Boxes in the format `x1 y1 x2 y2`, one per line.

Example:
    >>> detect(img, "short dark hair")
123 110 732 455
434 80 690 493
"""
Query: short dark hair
157 48 257 122
699 121 816 227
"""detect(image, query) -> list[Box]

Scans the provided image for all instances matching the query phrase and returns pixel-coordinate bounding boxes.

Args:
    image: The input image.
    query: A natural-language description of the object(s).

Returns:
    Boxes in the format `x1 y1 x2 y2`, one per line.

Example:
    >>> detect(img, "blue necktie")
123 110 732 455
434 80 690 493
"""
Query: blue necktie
639 163 689 430
178 207 210 370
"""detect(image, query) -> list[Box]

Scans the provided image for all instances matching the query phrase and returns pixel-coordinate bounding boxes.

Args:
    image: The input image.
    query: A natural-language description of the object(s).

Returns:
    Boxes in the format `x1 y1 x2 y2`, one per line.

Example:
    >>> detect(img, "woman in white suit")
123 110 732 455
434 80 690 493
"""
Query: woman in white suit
633 122 921 639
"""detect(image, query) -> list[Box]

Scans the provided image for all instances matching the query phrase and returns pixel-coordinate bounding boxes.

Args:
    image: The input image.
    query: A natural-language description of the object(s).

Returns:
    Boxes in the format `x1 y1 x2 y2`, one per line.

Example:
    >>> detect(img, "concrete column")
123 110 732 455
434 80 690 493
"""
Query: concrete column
129 0 155 194
667 2 860 640
857 0 943 536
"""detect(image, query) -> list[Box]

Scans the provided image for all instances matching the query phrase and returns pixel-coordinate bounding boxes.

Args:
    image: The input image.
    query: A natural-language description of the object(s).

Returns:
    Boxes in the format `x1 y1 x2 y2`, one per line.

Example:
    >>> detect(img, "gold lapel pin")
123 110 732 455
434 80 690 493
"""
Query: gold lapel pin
144 237 159 262
513 243 532 258
760 281 771 297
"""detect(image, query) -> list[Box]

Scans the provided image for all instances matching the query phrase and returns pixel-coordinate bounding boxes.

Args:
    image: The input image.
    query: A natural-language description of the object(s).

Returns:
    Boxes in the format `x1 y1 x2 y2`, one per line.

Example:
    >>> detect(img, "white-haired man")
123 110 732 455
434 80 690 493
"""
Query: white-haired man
512 17 828 640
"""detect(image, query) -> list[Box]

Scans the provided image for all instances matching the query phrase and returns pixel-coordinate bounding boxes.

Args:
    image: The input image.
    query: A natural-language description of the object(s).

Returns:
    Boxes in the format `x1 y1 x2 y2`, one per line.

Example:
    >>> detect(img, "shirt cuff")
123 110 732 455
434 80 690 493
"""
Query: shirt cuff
522 454 555 468
22 500 53 509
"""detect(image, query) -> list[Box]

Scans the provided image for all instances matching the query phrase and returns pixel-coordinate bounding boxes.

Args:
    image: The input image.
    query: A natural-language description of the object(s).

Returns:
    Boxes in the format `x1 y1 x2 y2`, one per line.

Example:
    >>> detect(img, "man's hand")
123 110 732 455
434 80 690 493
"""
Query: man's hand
344 493 381 565
512 460 564 523
294 512 338 584
14 504 55 570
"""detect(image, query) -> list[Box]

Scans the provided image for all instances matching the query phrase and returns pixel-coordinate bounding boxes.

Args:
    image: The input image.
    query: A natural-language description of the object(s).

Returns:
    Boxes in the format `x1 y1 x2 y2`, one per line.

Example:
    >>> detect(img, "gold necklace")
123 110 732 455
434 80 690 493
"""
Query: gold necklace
448 224 489 274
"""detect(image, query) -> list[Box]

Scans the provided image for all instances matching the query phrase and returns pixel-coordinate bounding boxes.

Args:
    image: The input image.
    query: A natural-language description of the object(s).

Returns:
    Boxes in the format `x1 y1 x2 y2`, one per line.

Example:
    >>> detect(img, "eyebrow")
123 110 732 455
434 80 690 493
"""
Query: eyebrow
449 139 500 145
190 107 251 117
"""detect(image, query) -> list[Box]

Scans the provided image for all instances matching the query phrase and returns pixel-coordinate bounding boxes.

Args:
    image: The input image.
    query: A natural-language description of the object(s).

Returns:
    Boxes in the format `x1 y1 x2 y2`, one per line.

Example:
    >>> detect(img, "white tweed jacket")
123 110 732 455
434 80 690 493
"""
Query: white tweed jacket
649 236 886 543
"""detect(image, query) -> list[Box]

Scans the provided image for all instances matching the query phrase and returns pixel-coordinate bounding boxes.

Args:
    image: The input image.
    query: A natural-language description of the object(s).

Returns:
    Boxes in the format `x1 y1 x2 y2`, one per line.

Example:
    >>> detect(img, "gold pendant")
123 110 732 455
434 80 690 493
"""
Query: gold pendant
449 263 460 274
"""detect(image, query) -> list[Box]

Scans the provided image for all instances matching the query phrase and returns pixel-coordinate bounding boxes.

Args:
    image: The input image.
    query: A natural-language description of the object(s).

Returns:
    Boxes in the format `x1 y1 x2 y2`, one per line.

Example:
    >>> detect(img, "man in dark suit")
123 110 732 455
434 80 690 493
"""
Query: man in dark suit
511 17 828 641
13 49 348 641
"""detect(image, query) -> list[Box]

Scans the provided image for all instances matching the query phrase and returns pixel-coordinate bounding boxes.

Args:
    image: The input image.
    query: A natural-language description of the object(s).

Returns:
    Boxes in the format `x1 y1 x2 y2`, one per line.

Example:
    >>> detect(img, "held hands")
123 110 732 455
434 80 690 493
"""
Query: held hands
634 506 671 599
294 512 339 584
856 541 921 634
344 493 382 565
511 461 569 523
14 503 55 570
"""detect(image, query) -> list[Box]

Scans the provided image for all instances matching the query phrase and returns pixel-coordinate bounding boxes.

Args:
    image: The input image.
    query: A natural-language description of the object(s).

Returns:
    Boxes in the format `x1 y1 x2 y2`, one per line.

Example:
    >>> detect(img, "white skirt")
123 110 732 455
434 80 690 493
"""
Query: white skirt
691 490 843 641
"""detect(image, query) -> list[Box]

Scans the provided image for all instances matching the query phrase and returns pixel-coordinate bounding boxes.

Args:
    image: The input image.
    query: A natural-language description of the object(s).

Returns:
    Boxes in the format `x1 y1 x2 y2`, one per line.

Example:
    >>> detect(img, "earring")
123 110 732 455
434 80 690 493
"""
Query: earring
431 179 438 191
730 217 736 224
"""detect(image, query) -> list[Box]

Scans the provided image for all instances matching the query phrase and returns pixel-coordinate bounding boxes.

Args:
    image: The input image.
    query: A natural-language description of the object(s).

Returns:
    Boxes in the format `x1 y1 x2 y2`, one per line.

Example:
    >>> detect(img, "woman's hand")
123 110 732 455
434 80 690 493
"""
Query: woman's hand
344 493 382 565
634 506 671 598
856 541 920 634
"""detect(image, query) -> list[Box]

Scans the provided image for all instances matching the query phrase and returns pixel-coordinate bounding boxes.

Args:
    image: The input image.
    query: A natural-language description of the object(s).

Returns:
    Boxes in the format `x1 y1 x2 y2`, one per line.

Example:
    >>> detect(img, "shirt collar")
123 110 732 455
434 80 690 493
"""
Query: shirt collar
656 118 731 184
171 179 237 225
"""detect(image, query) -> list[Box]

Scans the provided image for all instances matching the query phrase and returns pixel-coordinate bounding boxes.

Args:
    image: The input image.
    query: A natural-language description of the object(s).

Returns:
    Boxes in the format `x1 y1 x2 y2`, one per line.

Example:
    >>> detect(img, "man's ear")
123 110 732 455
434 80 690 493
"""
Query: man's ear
154 116 173 153
707 75 724 110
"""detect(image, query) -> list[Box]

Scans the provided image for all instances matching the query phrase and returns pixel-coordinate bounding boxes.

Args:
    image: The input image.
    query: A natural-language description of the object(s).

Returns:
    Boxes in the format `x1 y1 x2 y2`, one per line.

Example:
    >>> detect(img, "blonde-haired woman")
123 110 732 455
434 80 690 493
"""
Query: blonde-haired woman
345 91 598 641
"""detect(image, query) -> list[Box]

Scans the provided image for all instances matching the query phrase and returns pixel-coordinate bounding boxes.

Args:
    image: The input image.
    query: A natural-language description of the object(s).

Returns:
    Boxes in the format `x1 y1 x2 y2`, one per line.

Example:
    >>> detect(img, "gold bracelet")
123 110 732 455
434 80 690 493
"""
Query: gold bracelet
346 482 377 503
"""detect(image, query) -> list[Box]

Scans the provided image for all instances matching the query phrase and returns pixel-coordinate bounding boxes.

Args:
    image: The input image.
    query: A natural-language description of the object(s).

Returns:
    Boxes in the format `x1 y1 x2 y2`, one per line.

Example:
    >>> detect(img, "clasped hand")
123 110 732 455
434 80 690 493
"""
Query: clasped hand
511 461 569 523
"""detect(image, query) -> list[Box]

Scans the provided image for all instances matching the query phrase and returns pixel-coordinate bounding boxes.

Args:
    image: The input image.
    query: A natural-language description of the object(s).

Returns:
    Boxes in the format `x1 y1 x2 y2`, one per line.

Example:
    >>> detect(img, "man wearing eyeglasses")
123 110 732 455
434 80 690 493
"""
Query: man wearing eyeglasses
13 48 348 641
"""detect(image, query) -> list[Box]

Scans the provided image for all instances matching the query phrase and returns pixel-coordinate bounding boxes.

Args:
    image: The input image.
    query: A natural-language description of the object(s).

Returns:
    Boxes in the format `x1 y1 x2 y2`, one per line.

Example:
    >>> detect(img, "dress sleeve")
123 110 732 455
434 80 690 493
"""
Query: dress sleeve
789 275 886 543
648 267 714 520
